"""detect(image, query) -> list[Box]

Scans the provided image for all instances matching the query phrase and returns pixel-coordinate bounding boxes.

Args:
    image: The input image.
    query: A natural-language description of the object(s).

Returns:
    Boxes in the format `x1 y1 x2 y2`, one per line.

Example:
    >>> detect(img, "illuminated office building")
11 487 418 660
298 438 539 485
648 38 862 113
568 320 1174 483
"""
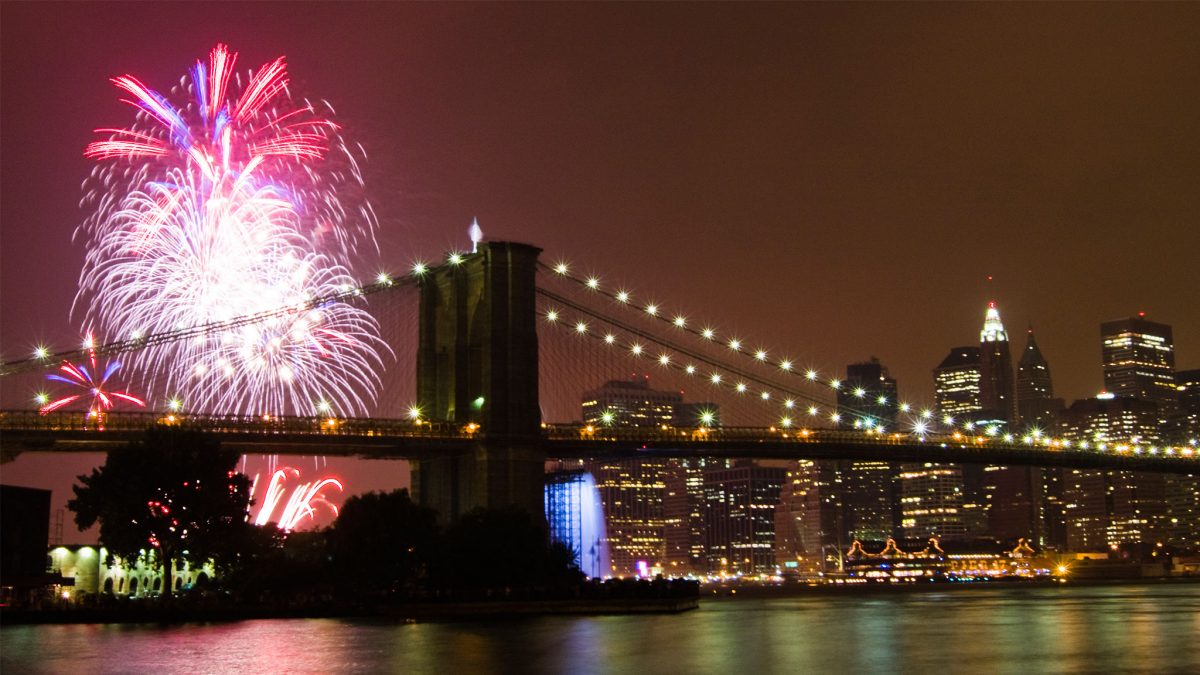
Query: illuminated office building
704 460 785 574
663 459 707 574
899 463 967 540
581 375 682 428
979 302 1016 423
835 359 901 544
1172 369 1200 443
931 347 984 537
585 458 669 576
1061 395 1165 549
1166 370 1200 549
1101 314 1176 407
581 376 681 576
775 460 844 573
934 346 983 421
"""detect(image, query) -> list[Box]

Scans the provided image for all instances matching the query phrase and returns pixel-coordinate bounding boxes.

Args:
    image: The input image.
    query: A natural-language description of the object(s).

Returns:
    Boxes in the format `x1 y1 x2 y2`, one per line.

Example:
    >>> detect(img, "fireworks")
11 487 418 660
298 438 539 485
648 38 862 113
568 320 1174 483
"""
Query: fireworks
75 44 383 415
40 335 146 422
250 467 343 531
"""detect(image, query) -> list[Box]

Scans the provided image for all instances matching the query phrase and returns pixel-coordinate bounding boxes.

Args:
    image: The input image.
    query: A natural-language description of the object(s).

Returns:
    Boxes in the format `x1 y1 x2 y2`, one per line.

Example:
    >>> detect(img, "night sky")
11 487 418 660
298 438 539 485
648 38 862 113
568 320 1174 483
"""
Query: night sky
3 3 1198 535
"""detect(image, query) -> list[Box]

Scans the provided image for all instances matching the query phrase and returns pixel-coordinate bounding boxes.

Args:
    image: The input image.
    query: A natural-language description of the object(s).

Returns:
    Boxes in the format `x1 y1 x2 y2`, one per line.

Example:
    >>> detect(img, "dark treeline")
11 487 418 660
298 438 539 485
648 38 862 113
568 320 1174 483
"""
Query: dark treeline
221 489 593 606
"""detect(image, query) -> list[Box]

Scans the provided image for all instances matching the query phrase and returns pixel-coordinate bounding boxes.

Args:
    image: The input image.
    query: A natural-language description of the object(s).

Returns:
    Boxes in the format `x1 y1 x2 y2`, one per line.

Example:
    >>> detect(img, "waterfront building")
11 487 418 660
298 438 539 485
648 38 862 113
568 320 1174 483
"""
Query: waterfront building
1100 314 1176 408
47 545 213 601
842 537 1053 581
704 460 785 574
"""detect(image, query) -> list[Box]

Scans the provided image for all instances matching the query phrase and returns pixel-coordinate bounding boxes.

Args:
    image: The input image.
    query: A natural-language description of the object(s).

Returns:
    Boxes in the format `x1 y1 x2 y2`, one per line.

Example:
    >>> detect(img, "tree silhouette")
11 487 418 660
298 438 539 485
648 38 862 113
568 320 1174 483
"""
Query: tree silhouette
69 426 252 601
436 506 582 594
329 488 439 597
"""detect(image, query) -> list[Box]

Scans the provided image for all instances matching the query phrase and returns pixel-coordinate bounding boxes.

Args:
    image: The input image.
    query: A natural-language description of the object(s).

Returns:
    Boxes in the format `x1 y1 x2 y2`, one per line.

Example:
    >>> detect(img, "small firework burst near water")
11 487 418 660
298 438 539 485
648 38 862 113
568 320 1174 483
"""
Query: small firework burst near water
76 44 384 415
250 467 343 531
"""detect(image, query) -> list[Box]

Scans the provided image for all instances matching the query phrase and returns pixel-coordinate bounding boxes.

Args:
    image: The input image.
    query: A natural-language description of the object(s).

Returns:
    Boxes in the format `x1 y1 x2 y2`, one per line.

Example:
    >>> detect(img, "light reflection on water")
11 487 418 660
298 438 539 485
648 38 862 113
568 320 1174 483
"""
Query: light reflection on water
3 585 1198 673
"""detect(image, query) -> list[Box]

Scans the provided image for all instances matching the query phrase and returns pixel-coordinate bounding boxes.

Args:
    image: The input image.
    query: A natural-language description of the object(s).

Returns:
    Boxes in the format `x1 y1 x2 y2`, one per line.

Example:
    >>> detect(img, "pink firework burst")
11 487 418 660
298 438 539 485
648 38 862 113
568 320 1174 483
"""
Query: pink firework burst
250 467 344 531
40 334 146 418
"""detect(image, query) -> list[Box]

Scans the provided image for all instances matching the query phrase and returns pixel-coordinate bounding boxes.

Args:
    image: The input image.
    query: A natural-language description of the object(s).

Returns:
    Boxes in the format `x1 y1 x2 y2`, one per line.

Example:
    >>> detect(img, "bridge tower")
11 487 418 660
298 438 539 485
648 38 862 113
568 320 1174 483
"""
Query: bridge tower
413 241 545 520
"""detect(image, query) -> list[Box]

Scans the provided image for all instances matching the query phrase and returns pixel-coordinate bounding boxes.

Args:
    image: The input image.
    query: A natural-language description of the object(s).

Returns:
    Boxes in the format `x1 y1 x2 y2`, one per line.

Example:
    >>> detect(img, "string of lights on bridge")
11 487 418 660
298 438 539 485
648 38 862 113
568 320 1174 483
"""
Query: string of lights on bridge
539 258 1198 458
5 248 1194 459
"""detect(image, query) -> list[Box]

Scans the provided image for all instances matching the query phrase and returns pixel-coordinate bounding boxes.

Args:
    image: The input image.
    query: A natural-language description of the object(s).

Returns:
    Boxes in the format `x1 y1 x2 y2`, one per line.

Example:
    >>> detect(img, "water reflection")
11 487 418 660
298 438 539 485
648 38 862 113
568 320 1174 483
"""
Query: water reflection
3 585 1198 674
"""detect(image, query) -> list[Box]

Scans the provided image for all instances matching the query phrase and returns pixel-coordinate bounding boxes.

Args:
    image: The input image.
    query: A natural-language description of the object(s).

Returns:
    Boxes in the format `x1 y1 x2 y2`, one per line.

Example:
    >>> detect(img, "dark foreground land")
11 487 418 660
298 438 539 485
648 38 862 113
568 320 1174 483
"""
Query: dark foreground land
1 578 701 625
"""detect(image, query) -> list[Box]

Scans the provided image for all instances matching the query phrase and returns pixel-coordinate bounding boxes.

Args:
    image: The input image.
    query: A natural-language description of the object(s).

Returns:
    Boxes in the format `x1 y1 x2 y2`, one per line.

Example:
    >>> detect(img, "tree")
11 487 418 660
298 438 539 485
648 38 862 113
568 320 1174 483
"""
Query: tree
436 506 583 594
68 427 252 601
329 489 439 597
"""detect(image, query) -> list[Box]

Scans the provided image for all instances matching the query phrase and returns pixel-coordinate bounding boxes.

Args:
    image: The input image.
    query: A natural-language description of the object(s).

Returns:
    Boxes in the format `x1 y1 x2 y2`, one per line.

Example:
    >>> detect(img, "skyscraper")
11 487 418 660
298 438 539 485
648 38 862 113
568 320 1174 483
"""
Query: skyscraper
930 347 983 537
663 460 707 574
1100 314 1176 406
1060 395 1166 549
774 460 843 573
704 460 785 574
586 458 669 576
1016 327 1064 431
835 359 900 543
581 375 682 427
899 463 967 540
934 346 983 422
581 376 680 575
978 302 1016 423
1013 326 1065 548
1171 369 1200 443
837 358 899 430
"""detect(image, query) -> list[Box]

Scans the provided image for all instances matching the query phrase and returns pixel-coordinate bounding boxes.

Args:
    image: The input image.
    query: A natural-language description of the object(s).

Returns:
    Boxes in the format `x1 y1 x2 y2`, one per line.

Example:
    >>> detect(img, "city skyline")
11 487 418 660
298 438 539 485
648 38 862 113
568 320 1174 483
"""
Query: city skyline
2 3 1198 413
3 5 1198 671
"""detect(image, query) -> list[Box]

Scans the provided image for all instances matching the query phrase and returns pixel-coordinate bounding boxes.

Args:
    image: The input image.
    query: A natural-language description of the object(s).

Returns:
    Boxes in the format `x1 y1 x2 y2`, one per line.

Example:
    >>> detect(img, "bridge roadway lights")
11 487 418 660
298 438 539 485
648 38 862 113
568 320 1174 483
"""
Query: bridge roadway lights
413 241 546 520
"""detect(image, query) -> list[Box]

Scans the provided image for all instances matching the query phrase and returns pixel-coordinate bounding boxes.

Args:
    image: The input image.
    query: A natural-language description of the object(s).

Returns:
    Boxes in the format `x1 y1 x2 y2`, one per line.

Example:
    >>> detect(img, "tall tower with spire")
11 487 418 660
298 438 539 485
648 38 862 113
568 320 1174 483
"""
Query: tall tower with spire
1016 326 1062 430
978 301 1016 424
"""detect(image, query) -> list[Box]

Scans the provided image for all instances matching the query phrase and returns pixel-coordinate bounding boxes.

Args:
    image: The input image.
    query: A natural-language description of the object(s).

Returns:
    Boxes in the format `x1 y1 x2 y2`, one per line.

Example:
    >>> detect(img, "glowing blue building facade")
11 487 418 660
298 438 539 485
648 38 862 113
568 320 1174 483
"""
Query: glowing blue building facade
545 471 610 578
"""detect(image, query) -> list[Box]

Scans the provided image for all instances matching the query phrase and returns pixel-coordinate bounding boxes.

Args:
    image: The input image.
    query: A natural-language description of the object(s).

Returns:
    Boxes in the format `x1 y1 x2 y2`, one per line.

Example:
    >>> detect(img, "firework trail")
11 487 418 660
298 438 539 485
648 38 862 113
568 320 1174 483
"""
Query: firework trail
40 334 146 425
250 466 344 531
75 45 383 415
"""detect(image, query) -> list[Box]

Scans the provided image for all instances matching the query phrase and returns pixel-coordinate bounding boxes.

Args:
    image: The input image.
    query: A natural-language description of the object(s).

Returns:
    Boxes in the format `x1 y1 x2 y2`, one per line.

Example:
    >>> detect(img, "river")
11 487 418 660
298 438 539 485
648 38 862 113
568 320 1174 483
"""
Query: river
3 584 1198 673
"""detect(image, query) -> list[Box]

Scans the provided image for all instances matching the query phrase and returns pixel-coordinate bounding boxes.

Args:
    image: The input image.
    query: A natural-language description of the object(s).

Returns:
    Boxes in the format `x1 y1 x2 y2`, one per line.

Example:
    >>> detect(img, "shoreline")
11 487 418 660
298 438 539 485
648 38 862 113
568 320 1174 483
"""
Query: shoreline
703 575 1200 598
5 578 1198 625
0 597 700 625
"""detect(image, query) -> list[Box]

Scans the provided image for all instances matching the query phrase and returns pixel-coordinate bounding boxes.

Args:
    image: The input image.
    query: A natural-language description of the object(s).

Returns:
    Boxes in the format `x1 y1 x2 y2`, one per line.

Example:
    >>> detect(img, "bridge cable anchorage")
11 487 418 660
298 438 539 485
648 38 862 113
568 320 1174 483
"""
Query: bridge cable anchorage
537 289 886 434
0 271 420 378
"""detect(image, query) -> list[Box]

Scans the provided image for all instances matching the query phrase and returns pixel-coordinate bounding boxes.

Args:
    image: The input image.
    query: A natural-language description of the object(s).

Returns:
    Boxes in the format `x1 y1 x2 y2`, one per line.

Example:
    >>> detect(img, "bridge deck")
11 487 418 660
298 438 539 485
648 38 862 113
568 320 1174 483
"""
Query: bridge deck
1 411 1196 473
